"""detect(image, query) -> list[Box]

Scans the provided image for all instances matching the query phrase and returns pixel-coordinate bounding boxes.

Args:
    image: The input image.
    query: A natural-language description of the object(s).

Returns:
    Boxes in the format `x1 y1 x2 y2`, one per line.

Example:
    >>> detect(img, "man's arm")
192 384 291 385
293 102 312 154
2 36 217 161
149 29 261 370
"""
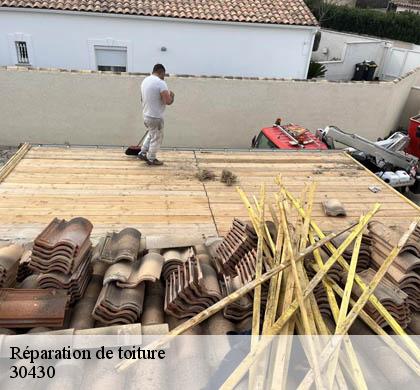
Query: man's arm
160 90 174 105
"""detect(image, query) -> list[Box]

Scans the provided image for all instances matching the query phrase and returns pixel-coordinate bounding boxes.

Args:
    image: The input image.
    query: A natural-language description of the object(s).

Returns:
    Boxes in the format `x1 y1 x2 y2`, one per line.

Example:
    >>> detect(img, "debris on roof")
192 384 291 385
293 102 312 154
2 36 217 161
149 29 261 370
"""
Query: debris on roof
220 169 238 186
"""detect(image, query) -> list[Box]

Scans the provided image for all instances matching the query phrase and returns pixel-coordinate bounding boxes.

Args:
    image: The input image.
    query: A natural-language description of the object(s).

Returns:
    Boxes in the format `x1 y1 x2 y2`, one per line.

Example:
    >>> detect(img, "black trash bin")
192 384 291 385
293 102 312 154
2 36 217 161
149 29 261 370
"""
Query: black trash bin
353 61 378 81
365 61 378 81
353 62 368 81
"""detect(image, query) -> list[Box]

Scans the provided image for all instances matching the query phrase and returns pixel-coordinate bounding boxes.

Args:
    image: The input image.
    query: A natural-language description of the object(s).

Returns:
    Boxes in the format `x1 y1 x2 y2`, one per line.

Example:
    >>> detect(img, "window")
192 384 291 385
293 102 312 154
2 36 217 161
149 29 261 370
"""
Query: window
95 46 127 72
15 41 29 64
255 132 276 149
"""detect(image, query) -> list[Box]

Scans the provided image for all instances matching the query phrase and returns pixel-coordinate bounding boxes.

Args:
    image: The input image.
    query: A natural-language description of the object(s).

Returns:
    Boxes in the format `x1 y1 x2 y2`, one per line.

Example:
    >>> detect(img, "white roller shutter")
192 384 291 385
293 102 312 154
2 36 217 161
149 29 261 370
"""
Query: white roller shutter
95 46 127 67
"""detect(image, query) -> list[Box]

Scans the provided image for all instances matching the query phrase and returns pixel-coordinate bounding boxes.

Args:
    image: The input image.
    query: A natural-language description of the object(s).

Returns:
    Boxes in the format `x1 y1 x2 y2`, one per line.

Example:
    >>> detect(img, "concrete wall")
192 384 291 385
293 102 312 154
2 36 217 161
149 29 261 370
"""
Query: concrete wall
312 29 389 80
0 9 316 79
312 29 387 63
382 48 420 80
399 87 420 128
312 29 420 81
1 67 419 148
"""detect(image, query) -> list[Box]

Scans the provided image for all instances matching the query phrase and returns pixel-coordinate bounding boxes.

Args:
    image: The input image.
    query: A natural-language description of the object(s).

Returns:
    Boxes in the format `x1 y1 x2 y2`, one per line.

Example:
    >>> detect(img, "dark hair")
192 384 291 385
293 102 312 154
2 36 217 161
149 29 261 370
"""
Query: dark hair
152 64 166 73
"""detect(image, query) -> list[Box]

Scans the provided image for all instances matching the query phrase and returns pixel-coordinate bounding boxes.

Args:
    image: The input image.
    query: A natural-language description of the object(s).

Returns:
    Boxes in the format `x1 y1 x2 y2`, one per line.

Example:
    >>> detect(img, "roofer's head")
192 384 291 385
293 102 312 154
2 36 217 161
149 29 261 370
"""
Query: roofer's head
152 64 166 80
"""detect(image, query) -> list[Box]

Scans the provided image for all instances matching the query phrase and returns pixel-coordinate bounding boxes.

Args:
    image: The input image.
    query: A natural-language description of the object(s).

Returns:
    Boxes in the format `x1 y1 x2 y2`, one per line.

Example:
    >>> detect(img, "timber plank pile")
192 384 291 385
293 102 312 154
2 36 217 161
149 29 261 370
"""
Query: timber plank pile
115 179 420 388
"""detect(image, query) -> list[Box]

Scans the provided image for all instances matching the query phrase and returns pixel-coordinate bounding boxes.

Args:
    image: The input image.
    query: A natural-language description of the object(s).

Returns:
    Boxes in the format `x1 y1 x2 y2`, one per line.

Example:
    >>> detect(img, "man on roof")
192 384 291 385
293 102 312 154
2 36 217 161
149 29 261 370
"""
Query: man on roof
138 63 175 166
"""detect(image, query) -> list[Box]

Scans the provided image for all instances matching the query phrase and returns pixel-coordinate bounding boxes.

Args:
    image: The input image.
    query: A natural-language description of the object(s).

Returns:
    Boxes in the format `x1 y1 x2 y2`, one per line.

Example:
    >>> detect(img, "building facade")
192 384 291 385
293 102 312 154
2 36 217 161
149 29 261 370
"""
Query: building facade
0 1 319 79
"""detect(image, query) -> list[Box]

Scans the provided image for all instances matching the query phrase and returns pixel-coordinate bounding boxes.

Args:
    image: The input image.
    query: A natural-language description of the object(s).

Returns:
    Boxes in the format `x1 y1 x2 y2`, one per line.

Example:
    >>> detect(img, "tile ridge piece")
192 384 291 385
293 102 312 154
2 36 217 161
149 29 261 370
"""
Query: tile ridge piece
91 228 141 264
116 252 164 288
34 217 93 250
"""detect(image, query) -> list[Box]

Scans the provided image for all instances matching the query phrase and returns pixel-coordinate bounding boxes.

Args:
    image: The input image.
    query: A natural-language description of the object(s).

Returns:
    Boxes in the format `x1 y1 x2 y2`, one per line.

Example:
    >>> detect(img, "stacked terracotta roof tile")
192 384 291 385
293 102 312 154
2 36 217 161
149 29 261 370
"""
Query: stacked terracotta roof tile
369 221 420 312
349 268 412 329
163 247 222 319
93 282 146 325
69 273 103 329
304 232 371 319
0 1 319 26
330 231 372 273
212 219 274 321
91 228 162 325
16 249 33 282
0 244 24 288
304 248 342 319
215 218 259 276
28 217 93 304
0 288 69 328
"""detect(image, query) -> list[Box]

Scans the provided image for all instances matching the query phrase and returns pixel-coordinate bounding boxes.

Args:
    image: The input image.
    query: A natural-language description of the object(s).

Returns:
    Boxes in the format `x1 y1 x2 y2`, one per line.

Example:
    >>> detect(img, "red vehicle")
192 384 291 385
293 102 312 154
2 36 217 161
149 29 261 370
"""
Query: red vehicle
252 119 328 150
407 114 420 159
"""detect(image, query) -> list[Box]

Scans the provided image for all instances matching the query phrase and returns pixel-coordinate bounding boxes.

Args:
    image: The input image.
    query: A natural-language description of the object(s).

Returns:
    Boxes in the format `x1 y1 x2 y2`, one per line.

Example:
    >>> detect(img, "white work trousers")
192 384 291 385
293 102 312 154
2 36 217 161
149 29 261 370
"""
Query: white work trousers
141 116 164 160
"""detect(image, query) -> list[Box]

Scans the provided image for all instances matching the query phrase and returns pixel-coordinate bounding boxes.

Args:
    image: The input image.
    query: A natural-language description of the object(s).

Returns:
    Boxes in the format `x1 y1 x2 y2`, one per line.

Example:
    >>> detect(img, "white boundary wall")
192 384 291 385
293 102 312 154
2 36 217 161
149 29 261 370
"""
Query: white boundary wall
0 67 419 148
313 29 420 82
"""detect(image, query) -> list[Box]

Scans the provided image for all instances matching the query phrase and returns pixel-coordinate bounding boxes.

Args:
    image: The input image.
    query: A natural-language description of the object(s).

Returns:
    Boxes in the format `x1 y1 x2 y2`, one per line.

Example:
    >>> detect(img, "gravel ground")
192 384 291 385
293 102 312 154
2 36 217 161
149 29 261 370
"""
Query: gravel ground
0 146 18 167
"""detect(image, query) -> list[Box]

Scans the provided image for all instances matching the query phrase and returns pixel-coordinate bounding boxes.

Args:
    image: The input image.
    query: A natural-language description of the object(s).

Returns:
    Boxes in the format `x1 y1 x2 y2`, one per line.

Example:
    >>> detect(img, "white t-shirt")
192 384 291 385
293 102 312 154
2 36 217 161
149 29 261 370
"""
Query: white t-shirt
141 75 169 119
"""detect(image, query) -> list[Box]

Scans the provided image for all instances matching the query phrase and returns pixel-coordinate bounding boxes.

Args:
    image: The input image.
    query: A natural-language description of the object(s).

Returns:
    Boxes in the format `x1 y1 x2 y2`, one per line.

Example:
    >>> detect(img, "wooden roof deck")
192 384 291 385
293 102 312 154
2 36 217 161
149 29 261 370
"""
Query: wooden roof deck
0 146 418 243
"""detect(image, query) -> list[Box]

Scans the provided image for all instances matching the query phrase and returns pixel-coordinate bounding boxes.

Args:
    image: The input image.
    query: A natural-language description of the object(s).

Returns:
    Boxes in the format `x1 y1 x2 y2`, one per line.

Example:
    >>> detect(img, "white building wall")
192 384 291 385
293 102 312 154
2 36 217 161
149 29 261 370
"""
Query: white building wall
312 29 420 81
0 9 316 79
312 29 389 80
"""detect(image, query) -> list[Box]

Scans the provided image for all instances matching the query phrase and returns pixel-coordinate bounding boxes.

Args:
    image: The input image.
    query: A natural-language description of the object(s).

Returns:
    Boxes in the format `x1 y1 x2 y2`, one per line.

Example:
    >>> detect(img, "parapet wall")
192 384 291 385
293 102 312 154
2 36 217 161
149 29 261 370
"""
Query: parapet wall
1 66 419 147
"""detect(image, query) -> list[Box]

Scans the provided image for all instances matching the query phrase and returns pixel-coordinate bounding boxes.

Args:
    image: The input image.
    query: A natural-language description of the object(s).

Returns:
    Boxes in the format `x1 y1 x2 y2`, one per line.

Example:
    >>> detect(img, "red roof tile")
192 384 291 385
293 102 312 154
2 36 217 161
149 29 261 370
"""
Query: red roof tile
0 0 318 26
394 0 420 9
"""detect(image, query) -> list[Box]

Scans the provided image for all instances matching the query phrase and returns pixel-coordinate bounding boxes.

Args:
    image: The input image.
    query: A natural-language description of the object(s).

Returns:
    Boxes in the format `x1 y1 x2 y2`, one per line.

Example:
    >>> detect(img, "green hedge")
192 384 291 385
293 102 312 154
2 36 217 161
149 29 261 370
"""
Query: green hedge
306 3 420 44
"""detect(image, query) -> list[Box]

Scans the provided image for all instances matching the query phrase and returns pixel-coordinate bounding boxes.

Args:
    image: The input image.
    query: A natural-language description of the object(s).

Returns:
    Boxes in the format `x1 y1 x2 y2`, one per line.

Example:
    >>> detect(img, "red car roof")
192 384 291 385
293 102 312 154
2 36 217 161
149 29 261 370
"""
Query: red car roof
262 125 328 150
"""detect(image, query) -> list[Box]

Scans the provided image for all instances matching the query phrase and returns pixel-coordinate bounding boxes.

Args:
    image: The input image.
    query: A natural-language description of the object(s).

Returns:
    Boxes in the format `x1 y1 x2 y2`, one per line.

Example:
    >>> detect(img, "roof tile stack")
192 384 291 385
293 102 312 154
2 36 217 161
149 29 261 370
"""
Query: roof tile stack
349 268 412 328
104 251 164 287
28 217 93 304
92 282 145 325
215 218 258 276
16 250 33 282
222 275 253 321
213 219 275 321
162 247 192 280
91 228 150 325
0 288 69 328
70 273 104 330
0 244 24 288
305 248 343 320
330 231 372 272
164 253 222 319
369 221 420 311
91 228 141 265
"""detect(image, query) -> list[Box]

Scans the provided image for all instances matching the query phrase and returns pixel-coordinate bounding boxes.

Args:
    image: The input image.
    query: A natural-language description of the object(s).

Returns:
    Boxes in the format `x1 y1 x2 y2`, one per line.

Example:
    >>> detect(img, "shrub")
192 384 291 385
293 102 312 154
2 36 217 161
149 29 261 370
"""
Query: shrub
307 61 327 79
306 2 420 44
